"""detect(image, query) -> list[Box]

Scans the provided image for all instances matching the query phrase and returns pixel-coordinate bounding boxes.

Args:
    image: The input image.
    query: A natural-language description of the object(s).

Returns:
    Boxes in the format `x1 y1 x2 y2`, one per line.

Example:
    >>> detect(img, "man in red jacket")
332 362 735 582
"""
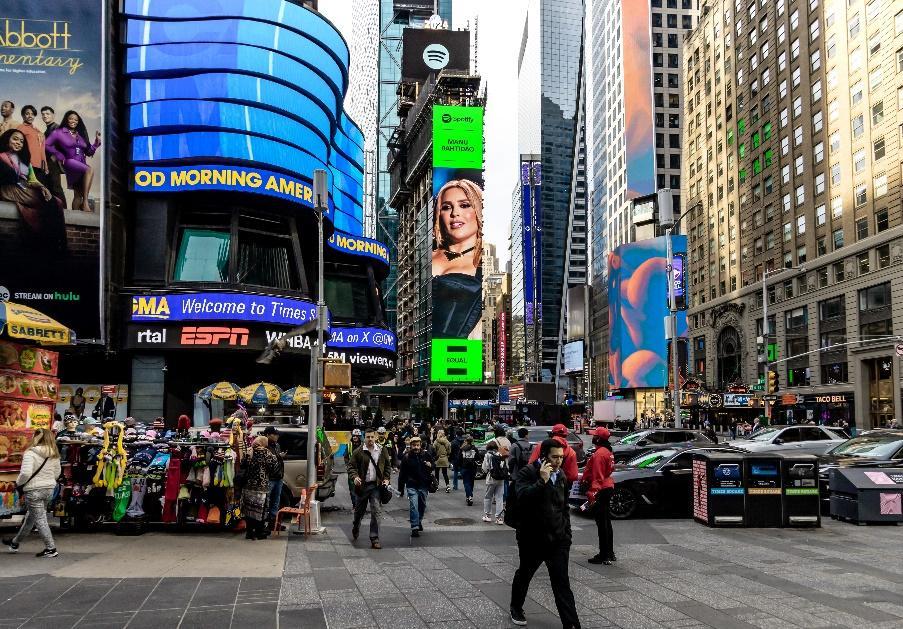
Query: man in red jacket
581 427 616 564
527 424 579 483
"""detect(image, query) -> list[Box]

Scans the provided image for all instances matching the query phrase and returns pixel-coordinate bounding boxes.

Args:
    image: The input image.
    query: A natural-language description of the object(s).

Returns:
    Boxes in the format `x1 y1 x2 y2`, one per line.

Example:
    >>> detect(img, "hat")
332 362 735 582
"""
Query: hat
262 426 279 436
351 429 362 437
376 426 387 434
124 417 137 427
593 426 611 440
551 423 569 437
209 418 223 427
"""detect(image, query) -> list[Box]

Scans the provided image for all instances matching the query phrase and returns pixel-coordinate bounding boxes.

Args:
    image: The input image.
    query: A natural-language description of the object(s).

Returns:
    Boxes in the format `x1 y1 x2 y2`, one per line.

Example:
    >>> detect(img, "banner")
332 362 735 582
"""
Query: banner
430 105 485 383
0 2 106 340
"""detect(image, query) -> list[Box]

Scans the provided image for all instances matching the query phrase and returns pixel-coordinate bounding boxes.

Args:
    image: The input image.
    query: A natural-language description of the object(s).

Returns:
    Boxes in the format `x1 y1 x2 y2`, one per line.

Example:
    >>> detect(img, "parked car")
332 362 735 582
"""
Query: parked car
612 429 715 463
817 429 903 513
250 424 337 506
473 426 587 479
728 425 848 456
569 445 745 518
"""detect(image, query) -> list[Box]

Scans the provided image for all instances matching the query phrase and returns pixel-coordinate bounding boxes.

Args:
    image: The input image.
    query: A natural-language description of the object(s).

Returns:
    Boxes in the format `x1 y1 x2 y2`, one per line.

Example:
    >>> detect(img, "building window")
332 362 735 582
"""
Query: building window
853 149 866 174
816 237 827 257
856 217 869 241
816 204 826 226
874 173 887 197
860 318 893 339
833 229 844 249
817 267 829 287
819 296 844 321
860 283 891 312
876 209 889 232
786 307 808 330
787 366 811 387
831 196 843 219
173 228 230 282
821 362 849 384
858 252 870 275
877 244 890 268
874 137 885 160
833 261 845 282
855 184 867 207
852 115 864 139
783 222 792 242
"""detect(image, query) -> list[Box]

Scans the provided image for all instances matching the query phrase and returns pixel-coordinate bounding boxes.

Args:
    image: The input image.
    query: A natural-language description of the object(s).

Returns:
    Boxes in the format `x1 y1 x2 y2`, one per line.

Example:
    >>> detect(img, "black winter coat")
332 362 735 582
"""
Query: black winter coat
513 460 572 547
397 450 434 492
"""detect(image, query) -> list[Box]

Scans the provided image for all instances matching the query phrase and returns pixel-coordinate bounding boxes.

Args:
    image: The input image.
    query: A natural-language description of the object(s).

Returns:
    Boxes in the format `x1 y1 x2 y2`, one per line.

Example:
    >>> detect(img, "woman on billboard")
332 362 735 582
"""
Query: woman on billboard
0 129 66 253
431 177 483 339
45 111 101 213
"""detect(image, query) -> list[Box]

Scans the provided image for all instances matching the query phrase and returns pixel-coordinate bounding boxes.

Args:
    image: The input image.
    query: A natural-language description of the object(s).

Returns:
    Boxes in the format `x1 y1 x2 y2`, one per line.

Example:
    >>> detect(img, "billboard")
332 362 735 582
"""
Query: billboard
402 28 470 82
0 2 106 340
608 236 687 389
622 0 655 199
431 339 482 382
431 105 484 382
563 340 584 374
521 159 542 326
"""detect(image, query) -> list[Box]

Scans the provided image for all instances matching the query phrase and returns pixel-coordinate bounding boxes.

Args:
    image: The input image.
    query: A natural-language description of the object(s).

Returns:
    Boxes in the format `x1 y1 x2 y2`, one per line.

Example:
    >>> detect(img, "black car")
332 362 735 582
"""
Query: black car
590 446 743 519
612 429 715 463
817 429 903 513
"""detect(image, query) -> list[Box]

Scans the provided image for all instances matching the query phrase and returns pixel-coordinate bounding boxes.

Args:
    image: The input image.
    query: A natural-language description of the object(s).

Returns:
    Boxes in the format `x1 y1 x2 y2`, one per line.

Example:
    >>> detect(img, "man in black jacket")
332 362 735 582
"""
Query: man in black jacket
397 436 433 537
449 429 464 491
509 439 580 629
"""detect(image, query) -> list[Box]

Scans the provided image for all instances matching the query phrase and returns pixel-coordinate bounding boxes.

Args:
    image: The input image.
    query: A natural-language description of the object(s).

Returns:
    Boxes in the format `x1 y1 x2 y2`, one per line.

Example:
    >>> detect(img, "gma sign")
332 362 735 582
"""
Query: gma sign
131 296 170 320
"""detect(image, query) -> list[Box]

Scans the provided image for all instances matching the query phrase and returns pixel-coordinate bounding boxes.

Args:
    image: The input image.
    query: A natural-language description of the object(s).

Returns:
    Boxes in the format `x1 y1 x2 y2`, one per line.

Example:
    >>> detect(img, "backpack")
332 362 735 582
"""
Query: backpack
489 452 509 481
461 447 478 469
511 439 530 471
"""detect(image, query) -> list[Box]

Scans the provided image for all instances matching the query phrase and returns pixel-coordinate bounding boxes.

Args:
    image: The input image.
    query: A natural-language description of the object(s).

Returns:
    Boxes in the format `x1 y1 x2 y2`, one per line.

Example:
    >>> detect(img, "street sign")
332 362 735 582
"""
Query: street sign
896 343 903 357
763 394 778 402
751 383 764 391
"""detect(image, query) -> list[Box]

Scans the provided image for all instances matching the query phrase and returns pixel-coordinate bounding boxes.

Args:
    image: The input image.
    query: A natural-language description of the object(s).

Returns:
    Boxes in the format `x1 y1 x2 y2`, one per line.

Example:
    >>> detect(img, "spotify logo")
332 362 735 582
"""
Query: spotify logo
423 43 450 70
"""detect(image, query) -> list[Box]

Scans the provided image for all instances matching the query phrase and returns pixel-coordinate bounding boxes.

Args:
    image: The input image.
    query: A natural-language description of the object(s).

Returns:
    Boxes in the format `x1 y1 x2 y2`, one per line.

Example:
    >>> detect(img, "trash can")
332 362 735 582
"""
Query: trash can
779 453 820 527
744 454 783 527
692 452 745 527
830 467 903 524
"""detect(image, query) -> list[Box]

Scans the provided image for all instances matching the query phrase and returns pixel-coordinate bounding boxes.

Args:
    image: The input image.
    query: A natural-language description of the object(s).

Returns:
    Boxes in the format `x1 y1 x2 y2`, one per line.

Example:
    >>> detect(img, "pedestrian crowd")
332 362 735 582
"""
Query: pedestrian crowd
342 417 618 629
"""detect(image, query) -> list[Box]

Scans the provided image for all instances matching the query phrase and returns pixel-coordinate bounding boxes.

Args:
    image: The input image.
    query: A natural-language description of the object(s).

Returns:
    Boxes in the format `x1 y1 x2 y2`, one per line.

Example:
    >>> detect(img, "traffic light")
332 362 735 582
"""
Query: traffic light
767 370 778 393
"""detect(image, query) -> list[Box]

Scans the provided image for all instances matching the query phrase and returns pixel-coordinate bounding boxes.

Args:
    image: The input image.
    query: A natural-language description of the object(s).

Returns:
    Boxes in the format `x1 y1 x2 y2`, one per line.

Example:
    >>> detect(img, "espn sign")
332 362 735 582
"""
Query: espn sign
180 327 249 346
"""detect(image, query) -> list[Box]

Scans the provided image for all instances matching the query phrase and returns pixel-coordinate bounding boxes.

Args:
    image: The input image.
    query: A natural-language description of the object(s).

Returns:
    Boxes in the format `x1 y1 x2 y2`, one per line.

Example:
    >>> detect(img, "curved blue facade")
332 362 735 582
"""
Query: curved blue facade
122 0 371 239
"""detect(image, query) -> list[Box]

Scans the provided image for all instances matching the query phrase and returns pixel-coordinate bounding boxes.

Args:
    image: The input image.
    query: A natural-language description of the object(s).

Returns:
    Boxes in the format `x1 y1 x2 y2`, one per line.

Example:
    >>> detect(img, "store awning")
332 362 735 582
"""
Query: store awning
0 301 74 345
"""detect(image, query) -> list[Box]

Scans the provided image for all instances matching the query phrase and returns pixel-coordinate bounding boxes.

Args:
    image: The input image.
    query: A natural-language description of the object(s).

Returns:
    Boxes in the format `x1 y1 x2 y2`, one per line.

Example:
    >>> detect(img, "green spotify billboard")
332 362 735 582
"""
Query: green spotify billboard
430 104 485 383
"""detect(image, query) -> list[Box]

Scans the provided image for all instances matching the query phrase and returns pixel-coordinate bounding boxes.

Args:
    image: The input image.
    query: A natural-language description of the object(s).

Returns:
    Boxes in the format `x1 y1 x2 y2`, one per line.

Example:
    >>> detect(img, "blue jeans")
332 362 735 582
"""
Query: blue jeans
406 487 428 530
268 479 283 520
461 468 475 499
452 465 461 490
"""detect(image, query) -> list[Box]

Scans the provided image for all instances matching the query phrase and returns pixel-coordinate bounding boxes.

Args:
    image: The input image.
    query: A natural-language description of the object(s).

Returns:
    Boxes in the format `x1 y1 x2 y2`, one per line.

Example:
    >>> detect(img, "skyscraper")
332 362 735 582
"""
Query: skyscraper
683 0 903 429
377 0 452 337
510 0 586 382
587 0 698 399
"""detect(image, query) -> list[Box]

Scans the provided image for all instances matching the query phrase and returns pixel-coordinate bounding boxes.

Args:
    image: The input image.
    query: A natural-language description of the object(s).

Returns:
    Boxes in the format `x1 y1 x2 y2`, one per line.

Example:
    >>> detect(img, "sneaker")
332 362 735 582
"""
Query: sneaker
351 525 360 541
445 486 451 493
482 514 492 523
510 607 527 626
411 529 420 537
588 555 605 564
418 523 423 532
2 537 19 553
370 539 381 549
495 516 504 525
466 497 473 506
36 548 58 558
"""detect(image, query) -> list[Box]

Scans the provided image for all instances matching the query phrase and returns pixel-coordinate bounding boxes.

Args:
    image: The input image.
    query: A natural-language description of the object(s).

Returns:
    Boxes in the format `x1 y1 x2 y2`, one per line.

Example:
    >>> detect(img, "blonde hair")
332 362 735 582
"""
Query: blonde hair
252 436 269 449
433 178 483 268
32 428 60 458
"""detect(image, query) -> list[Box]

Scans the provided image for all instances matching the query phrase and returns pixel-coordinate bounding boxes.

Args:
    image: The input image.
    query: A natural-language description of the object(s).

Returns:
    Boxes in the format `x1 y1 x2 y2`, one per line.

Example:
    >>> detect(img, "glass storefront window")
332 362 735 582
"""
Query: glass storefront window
325 275 373 321
237 232 298 290
174 229 230 282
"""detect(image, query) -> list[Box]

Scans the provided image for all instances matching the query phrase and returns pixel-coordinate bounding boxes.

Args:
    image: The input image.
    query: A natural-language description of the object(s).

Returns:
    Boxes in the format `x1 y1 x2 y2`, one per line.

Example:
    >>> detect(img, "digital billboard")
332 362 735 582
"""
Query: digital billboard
563 340 584 374
0 2 106 340
402 28 471 82
608 236 687 389
622 0 655 199
431 339 483 383
431 105 484 383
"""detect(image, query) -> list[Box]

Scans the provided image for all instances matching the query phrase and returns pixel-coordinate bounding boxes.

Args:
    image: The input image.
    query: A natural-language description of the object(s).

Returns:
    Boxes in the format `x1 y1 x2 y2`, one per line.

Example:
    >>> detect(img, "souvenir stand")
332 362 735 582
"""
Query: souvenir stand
0 302 70 519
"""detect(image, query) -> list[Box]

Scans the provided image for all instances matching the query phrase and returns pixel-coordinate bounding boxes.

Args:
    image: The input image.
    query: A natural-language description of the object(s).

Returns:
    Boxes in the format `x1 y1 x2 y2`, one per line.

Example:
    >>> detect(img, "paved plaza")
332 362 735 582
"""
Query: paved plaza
2 474 903 629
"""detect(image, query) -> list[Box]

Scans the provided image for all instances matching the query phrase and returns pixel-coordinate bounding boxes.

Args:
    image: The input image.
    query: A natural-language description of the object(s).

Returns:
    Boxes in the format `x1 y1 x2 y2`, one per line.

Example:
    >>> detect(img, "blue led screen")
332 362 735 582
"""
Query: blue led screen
123 0 369 238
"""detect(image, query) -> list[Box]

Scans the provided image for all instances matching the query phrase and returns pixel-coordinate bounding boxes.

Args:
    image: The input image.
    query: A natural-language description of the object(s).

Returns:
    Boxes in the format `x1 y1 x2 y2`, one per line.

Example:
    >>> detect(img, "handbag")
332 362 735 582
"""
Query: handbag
16 456 48 498
365 451 392 505
429 475 439 494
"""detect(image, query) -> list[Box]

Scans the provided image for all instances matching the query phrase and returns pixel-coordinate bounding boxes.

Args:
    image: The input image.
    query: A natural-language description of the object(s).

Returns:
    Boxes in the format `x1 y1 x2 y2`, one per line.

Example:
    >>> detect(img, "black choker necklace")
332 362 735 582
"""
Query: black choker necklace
443 246 475 261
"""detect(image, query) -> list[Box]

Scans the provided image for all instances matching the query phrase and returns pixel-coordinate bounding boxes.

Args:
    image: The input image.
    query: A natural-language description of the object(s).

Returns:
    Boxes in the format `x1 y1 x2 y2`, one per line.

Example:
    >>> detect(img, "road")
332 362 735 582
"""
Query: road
2 463 903 628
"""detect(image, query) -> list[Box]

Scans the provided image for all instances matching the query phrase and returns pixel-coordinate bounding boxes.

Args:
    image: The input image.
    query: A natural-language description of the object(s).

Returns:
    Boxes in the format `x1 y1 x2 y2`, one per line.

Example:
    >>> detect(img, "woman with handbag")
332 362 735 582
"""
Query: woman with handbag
582 427 616 564
3 428 62 557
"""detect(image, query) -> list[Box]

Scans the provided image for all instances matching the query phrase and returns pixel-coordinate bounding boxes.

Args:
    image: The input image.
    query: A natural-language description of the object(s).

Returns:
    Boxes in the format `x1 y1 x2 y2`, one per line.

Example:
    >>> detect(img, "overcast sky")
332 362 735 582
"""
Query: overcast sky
321 0 522 268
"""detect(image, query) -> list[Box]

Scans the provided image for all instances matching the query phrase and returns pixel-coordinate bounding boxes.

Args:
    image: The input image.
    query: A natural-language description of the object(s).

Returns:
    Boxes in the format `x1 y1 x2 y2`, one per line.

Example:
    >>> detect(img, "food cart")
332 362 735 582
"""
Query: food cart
0 301 73 518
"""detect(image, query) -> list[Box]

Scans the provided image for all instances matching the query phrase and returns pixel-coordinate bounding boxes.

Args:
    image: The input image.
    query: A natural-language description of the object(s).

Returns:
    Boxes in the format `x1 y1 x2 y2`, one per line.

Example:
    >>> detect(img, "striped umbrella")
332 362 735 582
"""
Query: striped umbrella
278 386 311 406
238 382 283 405
197 381 241 401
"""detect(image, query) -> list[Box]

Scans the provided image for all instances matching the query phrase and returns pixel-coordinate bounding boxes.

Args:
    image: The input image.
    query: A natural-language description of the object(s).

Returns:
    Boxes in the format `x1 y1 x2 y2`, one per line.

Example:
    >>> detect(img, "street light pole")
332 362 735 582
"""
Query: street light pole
306 169 328 492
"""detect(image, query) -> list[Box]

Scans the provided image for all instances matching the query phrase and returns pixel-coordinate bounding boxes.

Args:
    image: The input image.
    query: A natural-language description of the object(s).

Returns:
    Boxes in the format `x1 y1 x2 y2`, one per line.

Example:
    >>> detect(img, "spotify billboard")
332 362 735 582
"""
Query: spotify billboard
430 105 485 383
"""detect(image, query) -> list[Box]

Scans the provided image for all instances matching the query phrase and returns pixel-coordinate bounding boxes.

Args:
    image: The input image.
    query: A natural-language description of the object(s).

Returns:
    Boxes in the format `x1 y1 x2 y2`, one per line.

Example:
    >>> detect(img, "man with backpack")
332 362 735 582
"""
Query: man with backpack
459 434 479 505
481 441 508 524
508 427 531 481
